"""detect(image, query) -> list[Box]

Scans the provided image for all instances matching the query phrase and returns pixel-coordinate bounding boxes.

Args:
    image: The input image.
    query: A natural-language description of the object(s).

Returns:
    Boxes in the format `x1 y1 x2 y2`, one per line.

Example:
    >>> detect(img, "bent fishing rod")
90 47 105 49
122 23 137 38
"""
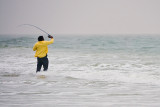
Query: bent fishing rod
18 24 52 38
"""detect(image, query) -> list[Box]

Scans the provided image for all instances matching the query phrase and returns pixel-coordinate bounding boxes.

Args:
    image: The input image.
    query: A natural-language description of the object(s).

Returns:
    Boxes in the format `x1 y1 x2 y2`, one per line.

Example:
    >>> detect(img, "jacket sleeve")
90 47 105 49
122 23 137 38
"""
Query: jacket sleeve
44 38 54 45
33 44 37 51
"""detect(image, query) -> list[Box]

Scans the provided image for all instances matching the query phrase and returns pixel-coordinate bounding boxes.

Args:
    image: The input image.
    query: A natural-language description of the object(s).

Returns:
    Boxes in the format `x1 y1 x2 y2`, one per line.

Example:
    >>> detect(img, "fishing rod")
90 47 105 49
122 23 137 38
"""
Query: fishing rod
18 24 52 37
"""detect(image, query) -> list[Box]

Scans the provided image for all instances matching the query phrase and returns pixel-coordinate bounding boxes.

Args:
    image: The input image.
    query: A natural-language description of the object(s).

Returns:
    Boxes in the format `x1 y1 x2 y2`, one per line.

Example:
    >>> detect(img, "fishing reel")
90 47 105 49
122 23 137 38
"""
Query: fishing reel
48 35 53 38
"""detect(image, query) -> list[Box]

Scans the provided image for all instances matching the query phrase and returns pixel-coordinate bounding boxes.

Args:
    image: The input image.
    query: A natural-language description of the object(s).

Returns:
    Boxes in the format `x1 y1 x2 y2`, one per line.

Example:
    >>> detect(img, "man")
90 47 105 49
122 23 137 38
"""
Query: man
33 35 54 72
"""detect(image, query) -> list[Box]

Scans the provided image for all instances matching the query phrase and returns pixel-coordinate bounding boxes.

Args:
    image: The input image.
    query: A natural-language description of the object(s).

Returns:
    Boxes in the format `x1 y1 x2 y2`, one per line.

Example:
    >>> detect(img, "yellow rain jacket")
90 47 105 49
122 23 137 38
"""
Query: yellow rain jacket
33 38 54 58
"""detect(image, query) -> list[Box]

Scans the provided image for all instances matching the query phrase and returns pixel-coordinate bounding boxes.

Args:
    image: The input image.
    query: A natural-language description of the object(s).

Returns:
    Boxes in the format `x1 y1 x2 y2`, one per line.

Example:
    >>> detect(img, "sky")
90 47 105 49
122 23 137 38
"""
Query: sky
0 0 160 35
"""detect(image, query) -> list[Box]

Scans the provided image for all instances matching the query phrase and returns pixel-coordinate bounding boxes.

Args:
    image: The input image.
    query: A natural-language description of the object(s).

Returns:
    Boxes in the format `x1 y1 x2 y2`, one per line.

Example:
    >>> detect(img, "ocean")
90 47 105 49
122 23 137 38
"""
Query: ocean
0 34 160 107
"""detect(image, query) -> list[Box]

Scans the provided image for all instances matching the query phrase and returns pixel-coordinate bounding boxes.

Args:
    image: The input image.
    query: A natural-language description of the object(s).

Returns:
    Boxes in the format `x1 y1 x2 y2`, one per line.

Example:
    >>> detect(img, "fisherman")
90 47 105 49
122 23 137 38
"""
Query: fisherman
33 35 54 72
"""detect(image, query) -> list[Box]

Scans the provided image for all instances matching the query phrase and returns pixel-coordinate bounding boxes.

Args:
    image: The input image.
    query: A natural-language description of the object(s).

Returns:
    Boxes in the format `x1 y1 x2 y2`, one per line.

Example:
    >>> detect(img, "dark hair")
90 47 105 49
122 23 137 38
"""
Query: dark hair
38 36 44 41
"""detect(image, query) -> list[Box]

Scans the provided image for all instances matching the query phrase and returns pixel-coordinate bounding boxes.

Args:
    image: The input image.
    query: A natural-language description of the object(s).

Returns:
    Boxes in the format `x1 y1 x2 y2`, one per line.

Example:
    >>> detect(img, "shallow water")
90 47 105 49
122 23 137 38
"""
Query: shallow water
0 34 160 106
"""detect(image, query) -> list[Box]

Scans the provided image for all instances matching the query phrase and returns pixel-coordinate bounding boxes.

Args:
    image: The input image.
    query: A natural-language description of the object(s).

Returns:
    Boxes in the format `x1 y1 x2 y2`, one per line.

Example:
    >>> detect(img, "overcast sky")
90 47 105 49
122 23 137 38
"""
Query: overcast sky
0 0 160 35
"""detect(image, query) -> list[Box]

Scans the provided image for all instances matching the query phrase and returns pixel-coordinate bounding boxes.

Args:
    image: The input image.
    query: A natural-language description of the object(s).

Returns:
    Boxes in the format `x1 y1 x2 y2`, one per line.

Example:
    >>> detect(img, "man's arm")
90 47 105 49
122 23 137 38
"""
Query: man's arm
44 35 54 45
33 44 37 51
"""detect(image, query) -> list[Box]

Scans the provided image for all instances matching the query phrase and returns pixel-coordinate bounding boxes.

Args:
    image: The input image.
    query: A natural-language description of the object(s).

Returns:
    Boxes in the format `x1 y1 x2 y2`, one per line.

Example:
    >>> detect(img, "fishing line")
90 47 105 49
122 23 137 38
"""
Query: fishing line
18 24 50 35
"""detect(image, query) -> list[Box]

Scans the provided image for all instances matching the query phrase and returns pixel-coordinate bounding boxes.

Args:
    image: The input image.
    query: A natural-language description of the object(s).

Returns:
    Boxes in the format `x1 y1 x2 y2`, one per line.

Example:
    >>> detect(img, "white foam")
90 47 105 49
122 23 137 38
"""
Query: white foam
51 61 160 86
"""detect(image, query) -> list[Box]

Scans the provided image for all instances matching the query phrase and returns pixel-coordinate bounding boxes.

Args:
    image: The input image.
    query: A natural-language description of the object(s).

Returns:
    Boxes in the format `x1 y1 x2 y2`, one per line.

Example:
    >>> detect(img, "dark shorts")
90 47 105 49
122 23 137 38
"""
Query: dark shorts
36 55 48 72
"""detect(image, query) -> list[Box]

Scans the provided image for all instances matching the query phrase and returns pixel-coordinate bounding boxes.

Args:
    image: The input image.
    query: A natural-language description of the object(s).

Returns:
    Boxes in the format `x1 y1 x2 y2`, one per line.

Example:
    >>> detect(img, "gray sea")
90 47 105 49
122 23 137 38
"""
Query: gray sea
1 34 160 107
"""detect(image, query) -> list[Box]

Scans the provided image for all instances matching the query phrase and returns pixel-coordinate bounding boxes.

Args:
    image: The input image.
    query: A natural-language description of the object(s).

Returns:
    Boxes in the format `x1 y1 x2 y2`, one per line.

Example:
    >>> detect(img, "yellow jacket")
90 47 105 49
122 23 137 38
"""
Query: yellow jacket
33 38 54 58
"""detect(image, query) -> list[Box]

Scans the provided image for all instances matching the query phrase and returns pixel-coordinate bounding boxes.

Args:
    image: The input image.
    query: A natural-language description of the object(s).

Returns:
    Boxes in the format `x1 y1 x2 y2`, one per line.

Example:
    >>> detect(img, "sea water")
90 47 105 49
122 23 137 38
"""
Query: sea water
0 34 160 107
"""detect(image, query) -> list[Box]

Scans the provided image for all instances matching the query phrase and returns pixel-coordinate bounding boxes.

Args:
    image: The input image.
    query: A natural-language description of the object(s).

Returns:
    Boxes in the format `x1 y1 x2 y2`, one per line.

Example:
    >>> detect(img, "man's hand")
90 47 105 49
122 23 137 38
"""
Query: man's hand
48 35 53 38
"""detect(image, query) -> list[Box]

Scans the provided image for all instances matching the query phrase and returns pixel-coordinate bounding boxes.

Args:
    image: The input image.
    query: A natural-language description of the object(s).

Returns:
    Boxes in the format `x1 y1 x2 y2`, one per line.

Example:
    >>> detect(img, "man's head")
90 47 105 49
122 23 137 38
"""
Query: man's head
38 36 44 41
